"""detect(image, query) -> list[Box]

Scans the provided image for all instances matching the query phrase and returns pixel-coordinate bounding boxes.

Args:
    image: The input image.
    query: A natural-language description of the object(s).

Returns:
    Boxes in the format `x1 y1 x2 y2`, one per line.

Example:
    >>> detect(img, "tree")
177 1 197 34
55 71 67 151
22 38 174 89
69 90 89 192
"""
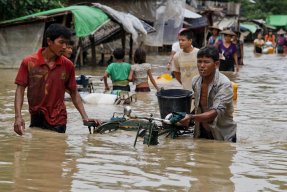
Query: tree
0 0 67 21
241 0 287 19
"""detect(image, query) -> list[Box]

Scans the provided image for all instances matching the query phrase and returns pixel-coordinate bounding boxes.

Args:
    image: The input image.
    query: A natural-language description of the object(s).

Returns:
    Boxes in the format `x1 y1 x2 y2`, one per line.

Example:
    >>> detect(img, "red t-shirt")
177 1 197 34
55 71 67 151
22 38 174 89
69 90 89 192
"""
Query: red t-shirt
265 34 275 43
15 48 77 126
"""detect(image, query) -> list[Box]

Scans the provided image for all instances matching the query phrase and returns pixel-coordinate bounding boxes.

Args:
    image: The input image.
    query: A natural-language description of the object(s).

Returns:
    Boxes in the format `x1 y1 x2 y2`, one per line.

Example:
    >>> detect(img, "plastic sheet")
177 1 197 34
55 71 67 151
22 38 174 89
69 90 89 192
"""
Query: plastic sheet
145 0 185 46
89 0 185 46
0 22 44 68
93 3 147 42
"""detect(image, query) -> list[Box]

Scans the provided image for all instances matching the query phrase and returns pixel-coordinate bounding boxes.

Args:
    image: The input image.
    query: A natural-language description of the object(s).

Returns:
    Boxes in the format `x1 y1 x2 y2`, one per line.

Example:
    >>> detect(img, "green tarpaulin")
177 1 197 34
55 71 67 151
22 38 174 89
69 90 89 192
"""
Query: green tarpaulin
266 15 287 27
0 5 110 37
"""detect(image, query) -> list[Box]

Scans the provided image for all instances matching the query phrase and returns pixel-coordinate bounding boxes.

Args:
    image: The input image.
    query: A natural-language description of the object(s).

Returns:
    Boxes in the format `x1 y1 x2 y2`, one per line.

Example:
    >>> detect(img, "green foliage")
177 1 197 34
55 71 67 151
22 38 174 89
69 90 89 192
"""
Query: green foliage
0 0 67 21
188 0 287 19
2 0 287 22
241 0 287 19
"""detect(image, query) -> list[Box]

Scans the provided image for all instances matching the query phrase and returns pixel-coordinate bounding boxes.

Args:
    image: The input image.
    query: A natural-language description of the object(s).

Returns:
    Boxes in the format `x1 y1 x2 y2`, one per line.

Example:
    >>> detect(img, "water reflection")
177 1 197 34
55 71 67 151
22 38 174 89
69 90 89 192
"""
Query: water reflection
69 135 236 191
189 140 236 192
0 129 74 192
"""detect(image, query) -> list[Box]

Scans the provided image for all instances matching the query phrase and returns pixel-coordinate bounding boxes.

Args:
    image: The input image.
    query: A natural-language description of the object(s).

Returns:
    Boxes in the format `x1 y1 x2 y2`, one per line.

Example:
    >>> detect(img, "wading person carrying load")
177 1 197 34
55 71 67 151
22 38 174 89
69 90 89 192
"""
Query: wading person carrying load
253 33 265 54
180 46 237 142
207 25 222 48
218 30 239 72
276 29 286 54
103 48 131 92
128 48 160 92
13 24 101 135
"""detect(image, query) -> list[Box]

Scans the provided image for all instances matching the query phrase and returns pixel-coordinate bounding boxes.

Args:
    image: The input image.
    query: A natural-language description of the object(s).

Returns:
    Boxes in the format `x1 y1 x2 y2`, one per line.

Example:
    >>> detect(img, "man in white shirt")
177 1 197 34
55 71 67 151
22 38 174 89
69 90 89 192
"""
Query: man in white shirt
172 28 199 91
167 28 192 70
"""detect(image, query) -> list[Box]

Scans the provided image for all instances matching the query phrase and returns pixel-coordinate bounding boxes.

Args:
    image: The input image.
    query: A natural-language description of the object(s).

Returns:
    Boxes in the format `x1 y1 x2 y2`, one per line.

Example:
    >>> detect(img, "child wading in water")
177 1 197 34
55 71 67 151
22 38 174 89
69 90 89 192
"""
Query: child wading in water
104 48 131 91
128 48 160 92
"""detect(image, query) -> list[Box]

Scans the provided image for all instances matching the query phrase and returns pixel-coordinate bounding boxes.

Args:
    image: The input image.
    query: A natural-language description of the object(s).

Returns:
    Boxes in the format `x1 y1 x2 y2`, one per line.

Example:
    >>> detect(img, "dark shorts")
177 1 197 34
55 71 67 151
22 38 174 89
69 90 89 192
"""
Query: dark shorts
219 59 235 72
30 111 66 133
112 85 130 92
135 87 151 92
255 47 262 53
199 125 236 143
238 57 243 65
199 125 214 140
277 45 284 54
171 71 175 78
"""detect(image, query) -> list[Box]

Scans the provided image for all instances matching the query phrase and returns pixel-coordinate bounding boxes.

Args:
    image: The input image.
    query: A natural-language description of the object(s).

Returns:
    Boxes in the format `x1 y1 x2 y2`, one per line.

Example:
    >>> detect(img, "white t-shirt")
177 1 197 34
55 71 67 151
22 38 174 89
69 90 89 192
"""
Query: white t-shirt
172 48 199 91
131 63 151 85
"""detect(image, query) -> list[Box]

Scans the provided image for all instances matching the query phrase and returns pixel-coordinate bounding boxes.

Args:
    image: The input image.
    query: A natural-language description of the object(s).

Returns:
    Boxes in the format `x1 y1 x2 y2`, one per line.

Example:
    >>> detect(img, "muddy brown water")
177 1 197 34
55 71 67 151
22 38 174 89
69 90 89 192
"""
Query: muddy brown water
0 45 286 192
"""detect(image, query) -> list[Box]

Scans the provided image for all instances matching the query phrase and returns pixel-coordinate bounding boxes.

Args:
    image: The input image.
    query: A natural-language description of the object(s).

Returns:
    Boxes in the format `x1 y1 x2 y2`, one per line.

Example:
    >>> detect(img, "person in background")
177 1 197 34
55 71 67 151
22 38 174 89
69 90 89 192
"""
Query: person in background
218 30 239 72
172 28 199 91
253 33 265 53
180 46 237 142
63 39 75 60
284 32 287 54
13 23 101 135
207 25 223 48
166 28 188 71
128 48 160 92
265 30 276 48
276 29 286 54
103 48 131 91
232 30 244 65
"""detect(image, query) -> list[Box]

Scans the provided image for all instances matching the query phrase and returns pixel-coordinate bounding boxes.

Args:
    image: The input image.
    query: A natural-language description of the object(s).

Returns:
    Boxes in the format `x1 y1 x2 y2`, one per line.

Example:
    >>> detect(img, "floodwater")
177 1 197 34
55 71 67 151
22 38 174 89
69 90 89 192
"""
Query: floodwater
0 45 286 192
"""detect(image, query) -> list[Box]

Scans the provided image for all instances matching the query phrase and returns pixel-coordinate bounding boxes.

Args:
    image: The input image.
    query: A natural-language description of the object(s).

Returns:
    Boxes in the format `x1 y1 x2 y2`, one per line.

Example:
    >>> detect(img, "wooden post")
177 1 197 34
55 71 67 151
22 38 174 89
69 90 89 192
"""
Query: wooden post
129 34 133 63
77 38 83 68
80 48 84 67
121 30 126 51
74 47 81 68
62 13 67 25
74 38 82 68
101 53 105 66
204 27 208 46
90 35 96 66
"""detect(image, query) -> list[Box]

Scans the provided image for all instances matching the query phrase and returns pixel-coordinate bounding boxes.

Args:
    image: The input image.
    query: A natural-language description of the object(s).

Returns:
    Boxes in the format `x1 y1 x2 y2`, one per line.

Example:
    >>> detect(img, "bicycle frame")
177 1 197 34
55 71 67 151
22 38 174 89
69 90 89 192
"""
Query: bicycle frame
84 108 194 147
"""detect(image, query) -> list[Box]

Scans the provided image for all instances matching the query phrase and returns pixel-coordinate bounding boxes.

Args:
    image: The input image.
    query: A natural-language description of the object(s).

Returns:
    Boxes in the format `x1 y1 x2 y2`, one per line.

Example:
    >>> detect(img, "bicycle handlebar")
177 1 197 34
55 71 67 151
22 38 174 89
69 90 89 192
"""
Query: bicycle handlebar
129 115 172 125
83 120 98 134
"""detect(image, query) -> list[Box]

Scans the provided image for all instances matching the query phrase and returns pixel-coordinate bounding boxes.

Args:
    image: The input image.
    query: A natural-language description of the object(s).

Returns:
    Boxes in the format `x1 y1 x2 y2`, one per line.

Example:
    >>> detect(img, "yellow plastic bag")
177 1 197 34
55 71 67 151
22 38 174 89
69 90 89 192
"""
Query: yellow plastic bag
160 73 173 80
231 82 238 100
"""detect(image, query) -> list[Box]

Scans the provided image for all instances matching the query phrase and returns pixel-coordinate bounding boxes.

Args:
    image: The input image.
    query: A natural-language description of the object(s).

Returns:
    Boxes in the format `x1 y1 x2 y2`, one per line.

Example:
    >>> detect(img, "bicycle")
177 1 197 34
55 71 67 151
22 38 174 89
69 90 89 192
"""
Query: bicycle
84 106 194 147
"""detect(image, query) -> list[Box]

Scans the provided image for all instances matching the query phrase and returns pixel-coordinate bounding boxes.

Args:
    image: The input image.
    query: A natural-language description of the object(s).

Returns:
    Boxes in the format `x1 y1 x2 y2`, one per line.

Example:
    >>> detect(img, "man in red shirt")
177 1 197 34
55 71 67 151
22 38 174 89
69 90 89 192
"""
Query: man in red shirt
14 23 101 135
